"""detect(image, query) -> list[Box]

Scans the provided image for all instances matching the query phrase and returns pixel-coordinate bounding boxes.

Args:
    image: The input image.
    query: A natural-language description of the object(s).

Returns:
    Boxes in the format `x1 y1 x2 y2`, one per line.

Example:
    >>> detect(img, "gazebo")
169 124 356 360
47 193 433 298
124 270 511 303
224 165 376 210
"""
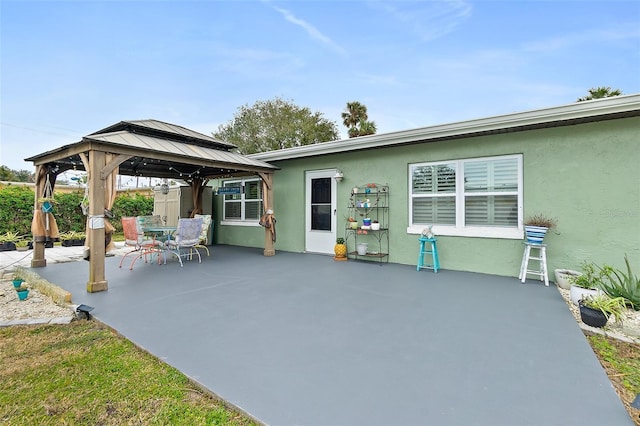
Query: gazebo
25 119 279 292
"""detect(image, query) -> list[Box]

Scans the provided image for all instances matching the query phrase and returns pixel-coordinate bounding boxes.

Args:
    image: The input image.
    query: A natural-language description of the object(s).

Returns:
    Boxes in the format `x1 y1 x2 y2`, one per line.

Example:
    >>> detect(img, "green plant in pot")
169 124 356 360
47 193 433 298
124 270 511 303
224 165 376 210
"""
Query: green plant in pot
334 237 347 260
15 237 30 251
0 231 21 251
12 267 26 288
579 294 627 328
598 254 640 310
569 262 609 305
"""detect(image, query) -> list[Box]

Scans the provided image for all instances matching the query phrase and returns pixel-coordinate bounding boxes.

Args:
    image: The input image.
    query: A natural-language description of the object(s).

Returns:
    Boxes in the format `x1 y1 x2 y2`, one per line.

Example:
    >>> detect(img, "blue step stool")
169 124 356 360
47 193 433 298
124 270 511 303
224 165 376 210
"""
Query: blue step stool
417 237 440 273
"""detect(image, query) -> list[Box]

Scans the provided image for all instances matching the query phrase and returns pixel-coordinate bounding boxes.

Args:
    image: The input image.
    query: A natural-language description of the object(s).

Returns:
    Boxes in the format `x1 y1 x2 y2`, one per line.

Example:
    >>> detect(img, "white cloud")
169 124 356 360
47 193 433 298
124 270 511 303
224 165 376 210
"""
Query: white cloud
367 0 473 42
267 4 348 57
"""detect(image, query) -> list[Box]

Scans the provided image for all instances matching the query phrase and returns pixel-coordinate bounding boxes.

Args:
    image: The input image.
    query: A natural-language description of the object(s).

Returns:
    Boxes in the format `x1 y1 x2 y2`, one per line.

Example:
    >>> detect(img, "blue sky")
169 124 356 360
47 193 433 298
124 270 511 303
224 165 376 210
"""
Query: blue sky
2 0 639 171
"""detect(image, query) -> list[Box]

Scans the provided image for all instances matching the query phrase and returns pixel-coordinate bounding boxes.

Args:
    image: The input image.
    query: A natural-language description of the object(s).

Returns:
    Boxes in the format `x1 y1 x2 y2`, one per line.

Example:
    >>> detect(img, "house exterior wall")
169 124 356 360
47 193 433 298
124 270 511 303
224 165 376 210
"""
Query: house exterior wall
215 116 639 277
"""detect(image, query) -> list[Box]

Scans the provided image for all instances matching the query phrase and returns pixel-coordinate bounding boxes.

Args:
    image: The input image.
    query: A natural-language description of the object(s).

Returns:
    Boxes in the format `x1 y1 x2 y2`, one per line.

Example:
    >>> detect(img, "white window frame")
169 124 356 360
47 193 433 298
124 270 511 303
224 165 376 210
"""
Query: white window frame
220 177 263 227
407 154 523 239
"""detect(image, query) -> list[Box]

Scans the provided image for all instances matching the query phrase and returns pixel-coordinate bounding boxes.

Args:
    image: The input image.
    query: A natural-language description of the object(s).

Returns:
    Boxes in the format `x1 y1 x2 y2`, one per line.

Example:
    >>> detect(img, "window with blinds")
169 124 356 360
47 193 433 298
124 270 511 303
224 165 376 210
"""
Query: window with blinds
410 155 521 231
223 178 263 221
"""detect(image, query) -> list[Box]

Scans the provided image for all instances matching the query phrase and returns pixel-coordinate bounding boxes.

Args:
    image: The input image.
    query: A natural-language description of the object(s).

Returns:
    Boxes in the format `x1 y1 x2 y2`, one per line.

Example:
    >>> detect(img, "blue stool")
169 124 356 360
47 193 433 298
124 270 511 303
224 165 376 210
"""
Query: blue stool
417 237 440 273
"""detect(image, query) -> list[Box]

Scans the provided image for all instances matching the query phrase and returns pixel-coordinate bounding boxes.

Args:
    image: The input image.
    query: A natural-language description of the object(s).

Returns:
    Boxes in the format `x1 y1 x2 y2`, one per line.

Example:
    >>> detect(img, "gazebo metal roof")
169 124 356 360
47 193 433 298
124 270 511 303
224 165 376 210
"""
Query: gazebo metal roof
25 119 278 178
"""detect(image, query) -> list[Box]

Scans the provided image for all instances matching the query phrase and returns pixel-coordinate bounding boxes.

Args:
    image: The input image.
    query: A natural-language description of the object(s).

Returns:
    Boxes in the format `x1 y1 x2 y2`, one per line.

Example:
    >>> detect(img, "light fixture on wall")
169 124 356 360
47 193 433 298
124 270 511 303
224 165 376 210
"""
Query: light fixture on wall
333 170 344 183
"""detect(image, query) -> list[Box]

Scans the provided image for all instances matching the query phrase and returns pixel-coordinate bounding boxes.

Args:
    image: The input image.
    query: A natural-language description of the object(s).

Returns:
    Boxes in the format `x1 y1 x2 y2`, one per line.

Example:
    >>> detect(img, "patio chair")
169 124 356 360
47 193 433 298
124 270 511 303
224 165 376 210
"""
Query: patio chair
194 214 212 256
165 217 203 267
119 217 165 270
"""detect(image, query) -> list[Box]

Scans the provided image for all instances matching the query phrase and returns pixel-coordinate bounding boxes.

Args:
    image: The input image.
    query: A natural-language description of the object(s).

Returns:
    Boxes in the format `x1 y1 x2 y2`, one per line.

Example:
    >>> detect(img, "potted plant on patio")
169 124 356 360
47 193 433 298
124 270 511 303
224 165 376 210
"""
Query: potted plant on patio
60 231 86 247
579 294 627 328
334 237 348 261
554 268 582 290
15 237 30 252
0 231 21 251
524 214 557 244
569 261 608 305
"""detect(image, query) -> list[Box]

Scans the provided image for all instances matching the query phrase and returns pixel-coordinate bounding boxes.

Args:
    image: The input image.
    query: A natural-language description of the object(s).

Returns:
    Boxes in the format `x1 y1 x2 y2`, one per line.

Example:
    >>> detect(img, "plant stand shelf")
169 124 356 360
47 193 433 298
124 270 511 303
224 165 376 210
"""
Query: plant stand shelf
345 183 389 264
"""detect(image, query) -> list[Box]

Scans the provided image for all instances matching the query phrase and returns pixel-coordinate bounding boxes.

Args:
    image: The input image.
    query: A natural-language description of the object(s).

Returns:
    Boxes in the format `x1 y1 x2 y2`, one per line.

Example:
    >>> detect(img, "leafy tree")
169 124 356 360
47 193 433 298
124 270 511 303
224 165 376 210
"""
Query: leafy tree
0 165 33 182
214 97 339 154
341 101 377 138
577 87 623 102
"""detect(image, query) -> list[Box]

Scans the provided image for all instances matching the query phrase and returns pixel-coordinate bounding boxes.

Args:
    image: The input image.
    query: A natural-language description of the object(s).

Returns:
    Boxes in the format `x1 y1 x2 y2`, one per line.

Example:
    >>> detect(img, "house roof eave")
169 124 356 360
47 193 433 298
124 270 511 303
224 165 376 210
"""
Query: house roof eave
251 93 640 162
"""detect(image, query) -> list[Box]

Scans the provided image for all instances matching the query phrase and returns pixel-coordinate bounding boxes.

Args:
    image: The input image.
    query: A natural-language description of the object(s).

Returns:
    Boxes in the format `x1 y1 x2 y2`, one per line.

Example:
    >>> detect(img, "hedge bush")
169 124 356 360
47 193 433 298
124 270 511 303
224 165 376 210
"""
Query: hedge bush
0 186 154 237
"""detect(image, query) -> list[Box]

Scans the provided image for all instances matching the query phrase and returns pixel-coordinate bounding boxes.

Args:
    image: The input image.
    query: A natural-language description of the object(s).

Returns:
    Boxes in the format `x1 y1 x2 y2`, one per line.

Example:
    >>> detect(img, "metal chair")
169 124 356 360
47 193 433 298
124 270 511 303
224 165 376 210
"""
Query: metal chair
165 217 203 267
118 217 164 270
194 214 212 256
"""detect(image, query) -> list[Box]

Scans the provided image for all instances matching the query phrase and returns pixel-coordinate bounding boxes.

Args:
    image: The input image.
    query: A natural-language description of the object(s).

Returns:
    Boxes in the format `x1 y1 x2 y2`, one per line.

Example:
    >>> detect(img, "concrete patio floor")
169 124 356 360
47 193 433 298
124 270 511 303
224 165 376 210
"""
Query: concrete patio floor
26 245 632 425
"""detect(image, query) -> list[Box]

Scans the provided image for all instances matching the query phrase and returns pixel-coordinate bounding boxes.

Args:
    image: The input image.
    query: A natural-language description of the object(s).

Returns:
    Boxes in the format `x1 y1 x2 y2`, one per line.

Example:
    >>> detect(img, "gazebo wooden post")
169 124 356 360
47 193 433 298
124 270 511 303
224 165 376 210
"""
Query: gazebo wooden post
86 150 108 292
260 172 275 257
31 165 46 268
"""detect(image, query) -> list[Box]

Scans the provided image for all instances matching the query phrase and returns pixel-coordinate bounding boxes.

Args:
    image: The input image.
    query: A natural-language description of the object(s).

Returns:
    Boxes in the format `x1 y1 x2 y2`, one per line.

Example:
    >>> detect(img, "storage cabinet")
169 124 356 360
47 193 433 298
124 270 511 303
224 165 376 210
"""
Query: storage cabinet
345 183 389 263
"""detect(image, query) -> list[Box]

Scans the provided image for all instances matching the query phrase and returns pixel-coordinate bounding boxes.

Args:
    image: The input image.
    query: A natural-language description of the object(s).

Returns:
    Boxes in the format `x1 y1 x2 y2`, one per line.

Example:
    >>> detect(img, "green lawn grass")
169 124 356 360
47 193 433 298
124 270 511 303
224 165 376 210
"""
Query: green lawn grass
0 322 257 425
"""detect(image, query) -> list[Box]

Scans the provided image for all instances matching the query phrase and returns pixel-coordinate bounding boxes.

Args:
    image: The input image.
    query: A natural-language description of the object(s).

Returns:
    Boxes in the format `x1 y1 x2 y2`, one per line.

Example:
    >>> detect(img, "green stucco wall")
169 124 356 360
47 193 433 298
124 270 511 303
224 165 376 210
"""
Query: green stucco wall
215 116 639 278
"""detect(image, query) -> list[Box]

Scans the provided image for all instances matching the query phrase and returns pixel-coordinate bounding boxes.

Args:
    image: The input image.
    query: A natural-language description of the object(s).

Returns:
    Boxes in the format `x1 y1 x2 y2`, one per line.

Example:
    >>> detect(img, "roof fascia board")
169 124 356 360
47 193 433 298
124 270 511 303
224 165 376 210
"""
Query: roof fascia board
83 140 277 173
24 141 89 165
251 94 640 162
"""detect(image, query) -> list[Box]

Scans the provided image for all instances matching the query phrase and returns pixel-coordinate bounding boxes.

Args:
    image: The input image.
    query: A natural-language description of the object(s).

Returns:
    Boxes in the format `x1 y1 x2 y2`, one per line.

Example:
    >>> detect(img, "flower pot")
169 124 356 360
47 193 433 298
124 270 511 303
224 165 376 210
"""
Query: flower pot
356 243 368 256
349 222 358 230
16 288 29 301
570 285 600 306
0 242 16 251
363 218 372 226
554 269 581 290
12 279 24 288
371 223 381 230
579 302 608 328
524 226 548 244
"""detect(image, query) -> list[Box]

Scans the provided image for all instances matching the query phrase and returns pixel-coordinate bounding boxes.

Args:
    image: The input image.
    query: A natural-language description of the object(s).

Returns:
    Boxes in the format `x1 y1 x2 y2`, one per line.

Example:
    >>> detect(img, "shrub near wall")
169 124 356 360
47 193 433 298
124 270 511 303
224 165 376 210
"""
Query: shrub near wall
0 186 154 236
0 185 33 235
111 193 154 233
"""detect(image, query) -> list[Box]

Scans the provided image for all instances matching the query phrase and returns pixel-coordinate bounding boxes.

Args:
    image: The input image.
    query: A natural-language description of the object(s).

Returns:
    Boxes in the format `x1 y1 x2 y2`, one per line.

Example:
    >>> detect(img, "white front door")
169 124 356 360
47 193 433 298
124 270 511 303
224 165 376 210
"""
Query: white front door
305 170 337 254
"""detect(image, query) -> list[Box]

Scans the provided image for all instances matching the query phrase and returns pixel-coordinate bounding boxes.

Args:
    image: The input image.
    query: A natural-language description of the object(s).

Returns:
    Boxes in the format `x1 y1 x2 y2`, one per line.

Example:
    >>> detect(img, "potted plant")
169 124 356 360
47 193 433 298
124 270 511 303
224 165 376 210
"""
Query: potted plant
579 294 627 328
15 237 30 252
524 214 557 244
334 237 348 261
60 231 86 247
0 231 21 251
347 217 358 230
569 262 608 305
15 285 30 301
554 268 582 290
12 268 26 288
371 220 381 231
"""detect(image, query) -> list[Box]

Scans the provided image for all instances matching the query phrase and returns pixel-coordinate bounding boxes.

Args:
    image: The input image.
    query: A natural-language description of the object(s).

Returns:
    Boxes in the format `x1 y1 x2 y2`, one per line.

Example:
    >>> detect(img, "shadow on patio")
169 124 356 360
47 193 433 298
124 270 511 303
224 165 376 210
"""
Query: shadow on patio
31 245 631 425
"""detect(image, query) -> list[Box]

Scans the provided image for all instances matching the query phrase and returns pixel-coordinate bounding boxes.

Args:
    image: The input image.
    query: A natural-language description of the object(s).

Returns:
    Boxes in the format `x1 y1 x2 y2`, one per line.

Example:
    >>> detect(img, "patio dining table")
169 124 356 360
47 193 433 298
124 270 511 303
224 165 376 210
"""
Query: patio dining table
141 225 177 264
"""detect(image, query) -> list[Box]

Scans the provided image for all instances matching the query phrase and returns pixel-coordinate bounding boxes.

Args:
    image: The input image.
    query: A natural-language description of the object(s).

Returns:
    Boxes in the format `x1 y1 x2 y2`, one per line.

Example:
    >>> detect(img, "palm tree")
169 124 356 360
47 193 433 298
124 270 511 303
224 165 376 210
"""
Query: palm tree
342 101 368 126
341 101 377 138
358 120 377 136
577 86 623 102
